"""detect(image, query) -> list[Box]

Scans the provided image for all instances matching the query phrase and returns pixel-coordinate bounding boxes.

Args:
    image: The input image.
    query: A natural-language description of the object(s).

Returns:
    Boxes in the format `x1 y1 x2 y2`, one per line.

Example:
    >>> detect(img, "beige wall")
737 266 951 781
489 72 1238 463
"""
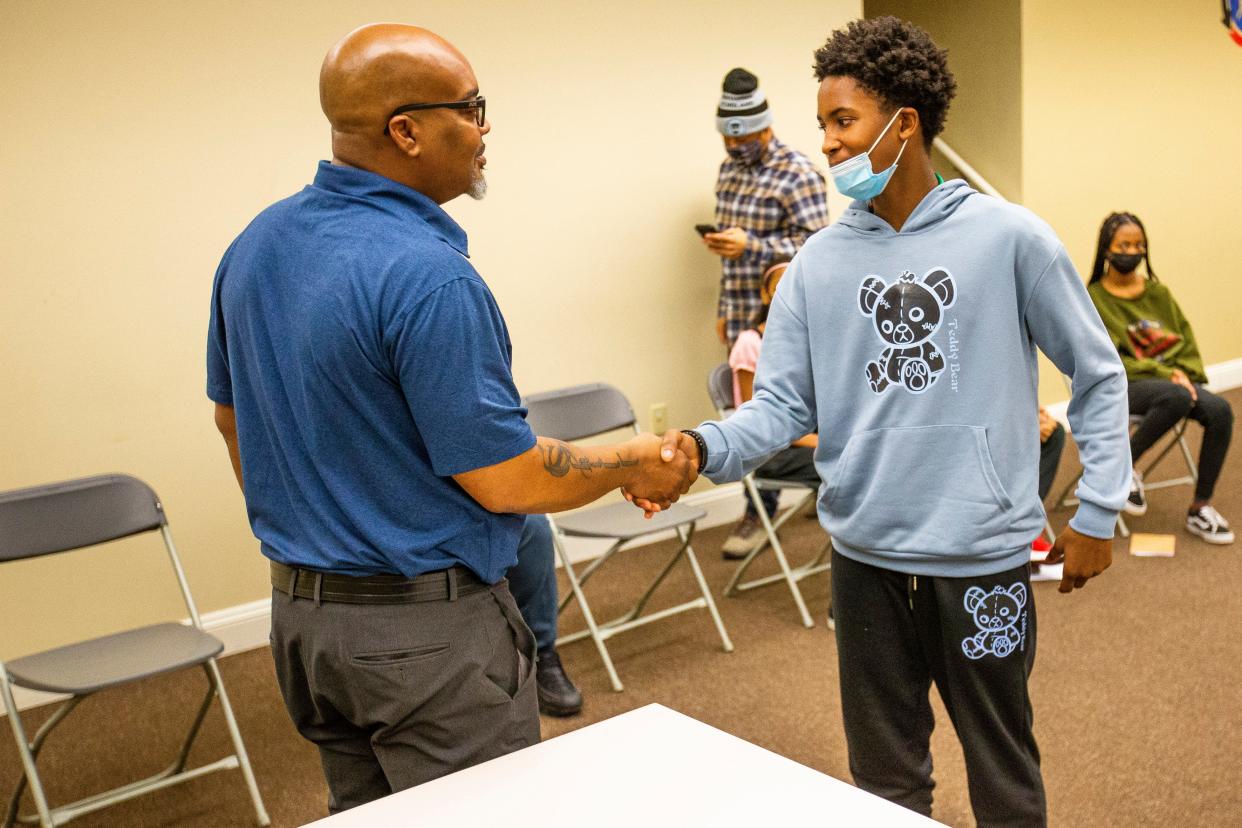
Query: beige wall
0 0 860 657
1024 0 1242 403
865 0 1023 201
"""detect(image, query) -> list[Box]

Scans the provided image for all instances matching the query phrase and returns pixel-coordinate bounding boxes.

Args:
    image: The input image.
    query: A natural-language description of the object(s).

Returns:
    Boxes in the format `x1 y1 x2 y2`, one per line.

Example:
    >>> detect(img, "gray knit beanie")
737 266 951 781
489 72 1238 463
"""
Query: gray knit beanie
716 67 774 136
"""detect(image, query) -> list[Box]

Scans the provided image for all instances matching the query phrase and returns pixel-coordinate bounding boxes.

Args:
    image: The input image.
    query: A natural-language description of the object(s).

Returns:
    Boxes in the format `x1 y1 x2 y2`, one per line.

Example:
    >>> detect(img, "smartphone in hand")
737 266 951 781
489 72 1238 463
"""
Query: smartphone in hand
695 223 719 237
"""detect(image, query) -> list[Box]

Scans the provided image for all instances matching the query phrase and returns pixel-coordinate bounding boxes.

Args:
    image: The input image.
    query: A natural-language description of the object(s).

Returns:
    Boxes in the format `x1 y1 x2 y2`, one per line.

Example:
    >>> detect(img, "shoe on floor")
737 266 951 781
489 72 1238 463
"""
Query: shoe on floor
1030 561 1064 582
721 513 765 560
1124 470 1147 516
536 649 583 717
1186 505 1235 545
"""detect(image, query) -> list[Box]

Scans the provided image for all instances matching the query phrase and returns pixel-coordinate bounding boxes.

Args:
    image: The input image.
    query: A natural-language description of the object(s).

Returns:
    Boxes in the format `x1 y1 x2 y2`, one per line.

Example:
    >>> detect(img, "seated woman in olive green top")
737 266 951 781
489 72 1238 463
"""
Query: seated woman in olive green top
1087 211 1234 544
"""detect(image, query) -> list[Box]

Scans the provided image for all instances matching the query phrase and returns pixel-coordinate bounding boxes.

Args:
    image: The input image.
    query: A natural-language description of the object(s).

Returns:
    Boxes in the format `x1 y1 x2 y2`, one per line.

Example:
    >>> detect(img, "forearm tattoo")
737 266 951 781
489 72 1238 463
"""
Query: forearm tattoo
540 440 638 478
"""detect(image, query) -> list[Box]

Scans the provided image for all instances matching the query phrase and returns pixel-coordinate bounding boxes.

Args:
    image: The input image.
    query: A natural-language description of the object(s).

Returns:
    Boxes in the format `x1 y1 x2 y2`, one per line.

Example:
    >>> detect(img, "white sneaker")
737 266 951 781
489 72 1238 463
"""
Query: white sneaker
1186 505 1234 545
721 514 765 560
1030 562 1064 582
1124 470 1147 516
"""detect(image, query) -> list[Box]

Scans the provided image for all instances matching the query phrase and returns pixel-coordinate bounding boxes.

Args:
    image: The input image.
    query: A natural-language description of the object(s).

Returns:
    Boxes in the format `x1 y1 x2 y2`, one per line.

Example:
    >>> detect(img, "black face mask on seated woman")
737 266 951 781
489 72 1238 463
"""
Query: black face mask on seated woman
1107 251 1144 274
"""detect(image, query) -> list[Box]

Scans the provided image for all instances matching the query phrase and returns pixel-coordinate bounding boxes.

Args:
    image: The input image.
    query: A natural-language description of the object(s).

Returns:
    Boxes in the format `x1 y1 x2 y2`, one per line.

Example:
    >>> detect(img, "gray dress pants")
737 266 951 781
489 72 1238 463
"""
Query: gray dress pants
270 579 540 814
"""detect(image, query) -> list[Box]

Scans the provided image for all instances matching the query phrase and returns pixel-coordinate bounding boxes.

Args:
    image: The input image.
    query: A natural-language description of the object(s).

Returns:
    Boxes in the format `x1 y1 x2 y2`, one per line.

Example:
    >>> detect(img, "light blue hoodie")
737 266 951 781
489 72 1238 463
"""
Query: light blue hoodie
698 180 1130 577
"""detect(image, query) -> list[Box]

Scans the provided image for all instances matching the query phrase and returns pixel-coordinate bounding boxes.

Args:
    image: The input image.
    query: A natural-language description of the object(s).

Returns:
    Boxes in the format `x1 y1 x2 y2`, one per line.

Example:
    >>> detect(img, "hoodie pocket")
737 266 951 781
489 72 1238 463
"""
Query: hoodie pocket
826 425 1014 555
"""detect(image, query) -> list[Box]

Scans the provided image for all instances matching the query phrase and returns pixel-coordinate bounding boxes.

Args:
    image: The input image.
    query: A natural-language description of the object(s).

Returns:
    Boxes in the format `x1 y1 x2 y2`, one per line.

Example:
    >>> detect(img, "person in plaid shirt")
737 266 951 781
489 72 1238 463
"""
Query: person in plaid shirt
704 67 830 557
703 67 830 348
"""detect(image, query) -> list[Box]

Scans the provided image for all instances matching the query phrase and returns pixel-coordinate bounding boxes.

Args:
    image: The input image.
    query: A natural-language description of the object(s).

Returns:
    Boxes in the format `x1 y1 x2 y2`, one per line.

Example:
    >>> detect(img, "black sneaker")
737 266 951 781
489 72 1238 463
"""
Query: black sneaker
721 513 765 560
1124 471 1147 516
536 649 583 717
1186 506 1234 545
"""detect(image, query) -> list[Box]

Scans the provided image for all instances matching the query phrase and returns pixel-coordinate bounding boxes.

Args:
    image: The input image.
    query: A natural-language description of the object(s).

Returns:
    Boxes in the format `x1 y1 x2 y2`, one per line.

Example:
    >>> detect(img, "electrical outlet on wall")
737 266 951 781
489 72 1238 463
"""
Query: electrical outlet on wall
650 403 668 434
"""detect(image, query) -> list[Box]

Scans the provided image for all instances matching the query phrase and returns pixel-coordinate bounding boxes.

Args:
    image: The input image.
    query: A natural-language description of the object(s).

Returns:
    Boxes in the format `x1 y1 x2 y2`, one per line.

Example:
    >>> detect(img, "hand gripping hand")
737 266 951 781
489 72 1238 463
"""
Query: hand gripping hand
622 430 701 519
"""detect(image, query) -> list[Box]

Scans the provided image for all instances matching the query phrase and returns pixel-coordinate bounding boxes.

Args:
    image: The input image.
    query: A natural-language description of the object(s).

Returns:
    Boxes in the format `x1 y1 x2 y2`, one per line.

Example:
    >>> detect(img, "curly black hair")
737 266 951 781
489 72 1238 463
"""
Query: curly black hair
813 16 957 147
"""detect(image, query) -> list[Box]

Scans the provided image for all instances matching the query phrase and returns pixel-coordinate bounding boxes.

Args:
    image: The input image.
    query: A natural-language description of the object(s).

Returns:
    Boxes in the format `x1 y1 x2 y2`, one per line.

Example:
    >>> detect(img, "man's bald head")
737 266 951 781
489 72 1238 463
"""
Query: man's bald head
319 24 488 203
320 24 473 137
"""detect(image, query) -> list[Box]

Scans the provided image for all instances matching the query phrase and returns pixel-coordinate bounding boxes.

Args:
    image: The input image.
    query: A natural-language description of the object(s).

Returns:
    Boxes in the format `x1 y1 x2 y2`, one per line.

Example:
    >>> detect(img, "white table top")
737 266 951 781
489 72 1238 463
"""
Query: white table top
309 703 942 826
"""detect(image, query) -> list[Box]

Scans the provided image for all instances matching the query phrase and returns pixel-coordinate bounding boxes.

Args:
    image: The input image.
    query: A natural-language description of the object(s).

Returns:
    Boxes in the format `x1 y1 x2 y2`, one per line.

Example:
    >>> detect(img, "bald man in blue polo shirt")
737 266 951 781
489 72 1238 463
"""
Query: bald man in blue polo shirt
207 24 695 814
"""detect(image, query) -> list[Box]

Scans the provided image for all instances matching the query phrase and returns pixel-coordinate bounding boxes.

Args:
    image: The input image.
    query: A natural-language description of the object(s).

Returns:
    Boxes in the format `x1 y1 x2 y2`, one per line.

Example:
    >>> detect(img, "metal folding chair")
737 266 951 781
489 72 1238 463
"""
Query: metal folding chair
524 383 734 692
0 474 269 827
1054 376 1199 538
706 364 830 629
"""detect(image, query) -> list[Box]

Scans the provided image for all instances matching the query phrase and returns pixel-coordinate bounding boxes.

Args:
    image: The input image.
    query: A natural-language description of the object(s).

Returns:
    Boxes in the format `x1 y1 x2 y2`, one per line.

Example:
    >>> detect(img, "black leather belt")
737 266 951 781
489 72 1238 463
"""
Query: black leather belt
270 560 489 605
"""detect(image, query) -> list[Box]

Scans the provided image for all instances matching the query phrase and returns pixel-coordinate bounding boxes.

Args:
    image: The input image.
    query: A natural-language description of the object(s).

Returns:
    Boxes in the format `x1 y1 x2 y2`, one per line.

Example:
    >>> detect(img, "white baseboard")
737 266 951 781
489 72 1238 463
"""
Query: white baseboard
1206 356 1242 393
1046 356 1242 430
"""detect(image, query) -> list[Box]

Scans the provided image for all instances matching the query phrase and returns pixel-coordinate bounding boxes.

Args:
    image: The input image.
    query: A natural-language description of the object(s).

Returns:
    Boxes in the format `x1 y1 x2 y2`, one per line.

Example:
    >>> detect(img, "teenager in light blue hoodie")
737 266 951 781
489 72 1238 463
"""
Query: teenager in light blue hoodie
637 17 1130 827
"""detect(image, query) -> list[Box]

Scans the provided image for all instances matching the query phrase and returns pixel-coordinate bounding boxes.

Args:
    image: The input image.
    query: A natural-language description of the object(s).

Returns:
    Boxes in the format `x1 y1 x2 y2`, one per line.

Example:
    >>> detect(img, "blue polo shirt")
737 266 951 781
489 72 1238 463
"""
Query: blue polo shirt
207 161 535 582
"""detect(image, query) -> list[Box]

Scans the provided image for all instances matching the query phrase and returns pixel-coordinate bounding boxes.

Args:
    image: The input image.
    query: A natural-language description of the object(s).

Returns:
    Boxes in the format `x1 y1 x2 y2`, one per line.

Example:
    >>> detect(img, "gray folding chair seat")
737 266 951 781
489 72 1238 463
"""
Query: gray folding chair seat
550 501 707 540
524 383 734 692
707 364 830 629
0 474 269 828
5 624 223 696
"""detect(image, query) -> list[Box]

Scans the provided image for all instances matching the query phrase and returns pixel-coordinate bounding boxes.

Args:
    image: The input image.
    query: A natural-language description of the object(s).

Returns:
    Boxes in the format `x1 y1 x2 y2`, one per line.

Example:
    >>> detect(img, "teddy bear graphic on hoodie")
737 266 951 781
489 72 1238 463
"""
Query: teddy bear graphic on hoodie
858 268 956 395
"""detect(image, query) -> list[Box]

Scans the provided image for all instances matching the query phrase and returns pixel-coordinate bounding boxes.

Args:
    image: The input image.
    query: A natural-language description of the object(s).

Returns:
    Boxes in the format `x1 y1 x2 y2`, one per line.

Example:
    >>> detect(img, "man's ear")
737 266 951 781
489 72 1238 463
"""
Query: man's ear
387 116 421 158
897 107 921 144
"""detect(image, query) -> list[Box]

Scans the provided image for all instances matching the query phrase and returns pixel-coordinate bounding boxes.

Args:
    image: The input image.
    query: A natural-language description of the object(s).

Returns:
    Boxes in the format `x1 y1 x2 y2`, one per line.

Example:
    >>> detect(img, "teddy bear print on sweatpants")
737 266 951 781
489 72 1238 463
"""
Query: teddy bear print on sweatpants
962 583 1027 659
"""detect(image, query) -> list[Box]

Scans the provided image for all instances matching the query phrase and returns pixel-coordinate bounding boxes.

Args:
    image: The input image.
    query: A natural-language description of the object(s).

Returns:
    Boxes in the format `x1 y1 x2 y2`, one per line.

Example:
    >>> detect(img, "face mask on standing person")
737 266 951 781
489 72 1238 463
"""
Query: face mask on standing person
727 139 766 165
828 108 908 201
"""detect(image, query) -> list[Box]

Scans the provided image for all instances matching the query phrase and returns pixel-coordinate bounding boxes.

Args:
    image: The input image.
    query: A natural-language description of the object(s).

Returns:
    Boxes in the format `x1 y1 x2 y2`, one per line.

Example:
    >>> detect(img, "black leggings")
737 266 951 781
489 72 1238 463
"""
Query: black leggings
1129 379 1233 502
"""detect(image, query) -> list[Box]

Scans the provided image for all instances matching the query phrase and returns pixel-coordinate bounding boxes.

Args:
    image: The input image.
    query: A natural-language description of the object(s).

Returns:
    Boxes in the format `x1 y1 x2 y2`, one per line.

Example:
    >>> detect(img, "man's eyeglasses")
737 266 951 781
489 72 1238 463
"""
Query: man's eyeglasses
383 96 486 134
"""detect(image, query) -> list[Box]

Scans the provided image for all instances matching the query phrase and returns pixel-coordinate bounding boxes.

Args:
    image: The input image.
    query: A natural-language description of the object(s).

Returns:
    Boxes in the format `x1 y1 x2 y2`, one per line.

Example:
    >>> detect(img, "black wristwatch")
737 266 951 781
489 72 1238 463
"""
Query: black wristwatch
680 429 708 473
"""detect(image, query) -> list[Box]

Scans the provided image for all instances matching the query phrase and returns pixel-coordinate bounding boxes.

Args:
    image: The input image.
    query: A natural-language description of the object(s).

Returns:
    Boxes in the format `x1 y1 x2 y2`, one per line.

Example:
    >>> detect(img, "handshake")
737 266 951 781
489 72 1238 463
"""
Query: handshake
619 430 703 518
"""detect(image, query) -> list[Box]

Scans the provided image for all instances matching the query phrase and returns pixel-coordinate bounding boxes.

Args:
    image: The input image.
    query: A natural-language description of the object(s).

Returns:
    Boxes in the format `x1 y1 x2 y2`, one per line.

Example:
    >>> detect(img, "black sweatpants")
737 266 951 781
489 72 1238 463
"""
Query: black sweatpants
832 548 1045 827
1129 379 1233 502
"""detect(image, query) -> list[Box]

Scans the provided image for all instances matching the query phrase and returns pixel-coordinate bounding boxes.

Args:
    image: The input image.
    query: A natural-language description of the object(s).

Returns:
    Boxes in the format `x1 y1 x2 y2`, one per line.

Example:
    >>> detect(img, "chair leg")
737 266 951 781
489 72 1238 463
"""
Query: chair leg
1177 431 1199 484
723 478 779 595
725 483 821 628
553 533 625 692
556 541 621 615
0 664 55 828
748 481 813 628
172 671 219 775
625 542 690 623
203 659 270 826
615 522 708 625
724 485 811 595
677 526 734 652
1117 513 1130 538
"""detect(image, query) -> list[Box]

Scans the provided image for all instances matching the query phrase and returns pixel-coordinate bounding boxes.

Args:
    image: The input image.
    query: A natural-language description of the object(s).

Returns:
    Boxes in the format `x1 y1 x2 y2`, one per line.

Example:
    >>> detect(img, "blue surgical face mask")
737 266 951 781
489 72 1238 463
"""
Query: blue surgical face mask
828 108 908 201
726 138 765 166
